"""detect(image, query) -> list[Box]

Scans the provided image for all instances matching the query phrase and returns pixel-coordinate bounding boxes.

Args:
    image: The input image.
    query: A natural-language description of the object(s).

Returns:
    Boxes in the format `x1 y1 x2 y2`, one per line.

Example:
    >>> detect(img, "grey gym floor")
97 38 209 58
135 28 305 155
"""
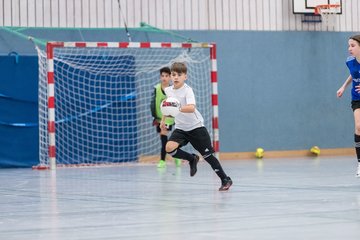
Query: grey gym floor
0 156 359 240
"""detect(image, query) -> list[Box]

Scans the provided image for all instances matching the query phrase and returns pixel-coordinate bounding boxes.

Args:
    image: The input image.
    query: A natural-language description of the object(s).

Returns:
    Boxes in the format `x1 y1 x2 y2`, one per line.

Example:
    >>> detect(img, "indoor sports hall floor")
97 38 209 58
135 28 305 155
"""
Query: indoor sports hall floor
0 156 359 240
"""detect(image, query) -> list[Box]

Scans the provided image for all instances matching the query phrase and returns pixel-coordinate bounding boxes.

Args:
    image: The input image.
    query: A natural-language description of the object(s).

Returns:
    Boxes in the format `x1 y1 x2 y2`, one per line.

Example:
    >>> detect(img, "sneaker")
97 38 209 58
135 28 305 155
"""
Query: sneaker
219 176 233 191
357 163 360 177
157 160 166 168
174 158 182 167
189 154 199 177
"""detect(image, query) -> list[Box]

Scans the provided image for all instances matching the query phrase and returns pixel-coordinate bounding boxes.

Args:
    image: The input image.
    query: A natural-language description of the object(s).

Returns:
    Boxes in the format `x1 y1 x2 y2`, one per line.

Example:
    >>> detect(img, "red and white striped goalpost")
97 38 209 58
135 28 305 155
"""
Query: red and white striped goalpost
44 42 219 170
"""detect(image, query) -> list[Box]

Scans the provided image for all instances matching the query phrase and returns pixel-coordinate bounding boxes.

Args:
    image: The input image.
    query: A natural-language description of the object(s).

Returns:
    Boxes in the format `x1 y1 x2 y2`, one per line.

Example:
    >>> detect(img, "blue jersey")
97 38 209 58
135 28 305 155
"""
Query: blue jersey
346 56 360 101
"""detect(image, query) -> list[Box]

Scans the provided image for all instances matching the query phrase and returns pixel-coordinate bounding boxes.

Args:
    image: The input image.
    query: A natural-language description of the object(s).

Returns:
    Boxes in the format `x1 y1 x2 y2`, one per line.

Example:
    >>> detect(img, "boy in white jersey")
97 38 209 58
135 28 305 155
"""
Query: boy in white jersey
160 62 232 191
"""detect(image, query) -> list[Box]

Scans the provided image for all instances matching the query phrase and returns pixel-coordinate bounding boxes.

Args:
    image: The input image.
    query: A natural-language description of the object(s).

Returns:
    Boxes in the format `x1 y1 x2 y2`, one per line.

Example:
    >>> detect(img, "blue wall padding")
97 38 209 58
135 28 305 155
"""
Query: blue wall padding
0 55 39 167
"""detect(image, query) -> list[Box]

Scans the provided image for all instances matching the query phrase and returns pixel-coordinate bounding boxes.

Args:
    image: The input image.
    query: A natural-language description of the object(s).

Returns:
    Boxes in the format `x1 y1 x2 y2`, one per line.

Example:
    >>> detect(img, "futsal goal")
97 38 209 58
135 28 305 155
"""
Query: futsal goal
35 42 218 170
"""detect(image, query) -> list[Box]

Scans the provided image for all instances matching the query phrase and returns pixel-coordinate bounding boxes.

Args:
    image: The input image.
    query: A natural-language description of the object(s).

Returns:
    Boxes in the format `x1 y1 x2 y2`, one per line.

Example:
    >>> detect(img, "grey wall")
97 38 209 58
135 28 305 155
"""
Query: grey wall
210 31 353 151
0 29 355 154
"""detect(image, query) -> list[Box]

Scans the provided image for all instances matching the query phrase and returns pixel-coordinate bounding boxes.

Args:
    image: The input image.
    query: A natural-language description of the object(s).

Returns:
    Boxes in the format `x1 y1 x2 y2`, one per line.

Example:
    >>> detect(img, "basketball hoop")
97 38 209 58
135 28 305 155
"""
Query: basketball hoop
314 4 341 29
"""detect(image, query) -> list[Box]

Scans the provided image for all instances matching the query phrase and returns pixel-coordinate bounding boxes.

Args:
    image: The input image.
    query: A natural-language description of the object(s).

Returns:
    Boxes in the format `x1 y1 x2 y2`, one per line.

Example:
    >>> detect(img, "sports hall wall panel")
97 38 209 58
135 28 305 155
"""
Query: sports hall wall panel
1 0 360 32
0 28 354 167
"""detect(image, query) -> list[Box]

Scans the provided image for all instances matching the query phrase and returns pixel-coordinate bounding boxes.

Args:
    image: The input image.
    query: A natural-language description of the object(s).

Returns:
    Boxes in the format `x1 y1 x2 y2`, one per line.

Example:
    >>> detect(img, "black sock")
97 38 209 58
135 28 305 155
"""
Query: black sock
160 135 168 160
355 134 360 163
168 148 194 162
204 154 227 179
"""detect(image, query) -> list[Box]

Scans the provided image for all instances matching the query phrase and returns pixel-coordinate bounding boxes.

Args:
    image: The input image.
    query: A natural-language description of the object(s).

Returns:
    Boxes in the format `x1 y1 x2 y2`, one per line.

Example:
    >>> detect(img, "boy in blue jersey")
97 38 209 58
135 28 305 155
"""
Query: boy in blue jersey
150 67 181 168
337 35 360 177
161 62 232 191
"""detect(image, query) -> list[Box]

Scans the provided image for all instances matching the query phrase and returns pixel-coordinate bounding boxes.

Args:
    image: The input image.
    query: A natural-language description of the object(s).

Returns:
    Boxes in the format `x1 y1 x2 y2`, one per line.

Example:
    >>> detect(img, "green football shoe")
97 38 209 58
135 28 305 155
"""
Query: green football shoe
174 158 181 167
157 160 166 168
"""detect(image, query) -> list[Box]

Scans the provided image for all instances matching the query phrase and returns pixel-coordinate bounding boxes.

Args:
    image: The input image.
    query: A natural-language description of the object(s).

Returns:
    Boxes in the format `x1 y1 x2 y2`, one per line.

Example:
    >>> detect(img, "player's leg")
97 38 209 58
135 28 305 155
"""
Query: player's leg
173 156 182 167
164 125 181 167
353 102 360 177
157 125 167 168
189 127 232 191
166 129 198 176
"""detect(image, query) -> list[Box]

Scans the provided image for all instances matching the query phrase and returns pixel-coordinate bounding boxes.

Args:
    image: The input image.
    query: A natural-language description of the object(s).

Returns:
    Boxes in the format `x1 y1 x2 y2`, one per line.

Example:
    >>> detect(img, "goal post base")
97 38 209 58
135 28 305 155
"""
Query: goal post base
32 165 50 170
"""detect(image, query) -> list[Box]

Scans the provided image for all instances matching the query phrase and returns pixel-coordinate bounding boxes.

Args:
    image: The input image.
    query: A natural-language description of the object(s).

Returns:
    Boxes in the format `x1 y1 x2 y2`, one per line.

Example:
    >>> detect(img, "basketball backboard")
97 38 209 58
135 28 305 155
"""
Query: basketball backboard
293 0 342 14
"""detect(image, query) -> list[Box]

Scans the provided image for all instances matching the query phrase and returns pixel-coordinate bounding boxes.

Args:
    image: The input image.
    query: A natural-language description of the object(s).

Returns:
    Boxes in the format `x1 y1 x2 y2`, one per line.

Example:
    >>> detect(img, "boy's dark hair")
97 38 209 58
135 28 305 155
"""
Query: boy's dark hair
350 35 360 44
171 62 187 74
160 67 171 75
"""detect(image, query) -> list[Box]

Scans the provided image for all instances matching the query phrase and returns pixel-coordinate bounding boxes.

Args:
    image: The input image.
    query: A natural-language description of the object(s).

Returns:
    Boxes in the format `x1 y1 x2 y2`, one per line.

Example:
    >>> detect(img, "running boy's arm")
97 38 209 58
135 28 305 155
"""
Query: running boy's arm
337 74 352 98
180 87 196 113
179 104 195 113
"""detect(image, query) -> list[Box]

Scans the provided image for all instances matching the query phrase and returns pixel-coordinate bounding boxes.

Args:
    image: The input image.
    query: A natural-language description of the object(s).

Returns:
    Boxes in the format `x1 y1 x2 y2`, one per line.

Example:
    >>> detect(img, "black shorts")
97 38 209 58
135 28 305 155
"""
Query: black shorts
169 126 214 156
351 100 360 111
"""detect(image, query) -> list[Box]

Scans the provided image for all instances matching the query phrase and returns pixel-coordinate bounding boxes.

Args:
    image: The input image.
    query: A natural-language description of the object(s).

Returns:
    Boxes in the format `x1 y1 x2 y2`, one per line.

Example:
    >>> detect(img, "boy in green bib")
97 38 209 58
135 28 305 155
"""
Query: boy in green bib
151 67 181 168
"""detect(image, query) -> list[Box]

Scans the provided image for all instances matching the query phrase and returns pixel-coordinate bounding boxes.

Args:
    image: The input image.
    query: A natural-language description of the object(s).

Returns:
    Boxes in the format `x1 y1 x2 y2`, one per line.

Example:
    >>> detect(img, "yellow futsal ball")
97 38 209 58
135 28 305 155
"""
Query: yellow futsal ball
310 146 320 155
255 148 264 158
